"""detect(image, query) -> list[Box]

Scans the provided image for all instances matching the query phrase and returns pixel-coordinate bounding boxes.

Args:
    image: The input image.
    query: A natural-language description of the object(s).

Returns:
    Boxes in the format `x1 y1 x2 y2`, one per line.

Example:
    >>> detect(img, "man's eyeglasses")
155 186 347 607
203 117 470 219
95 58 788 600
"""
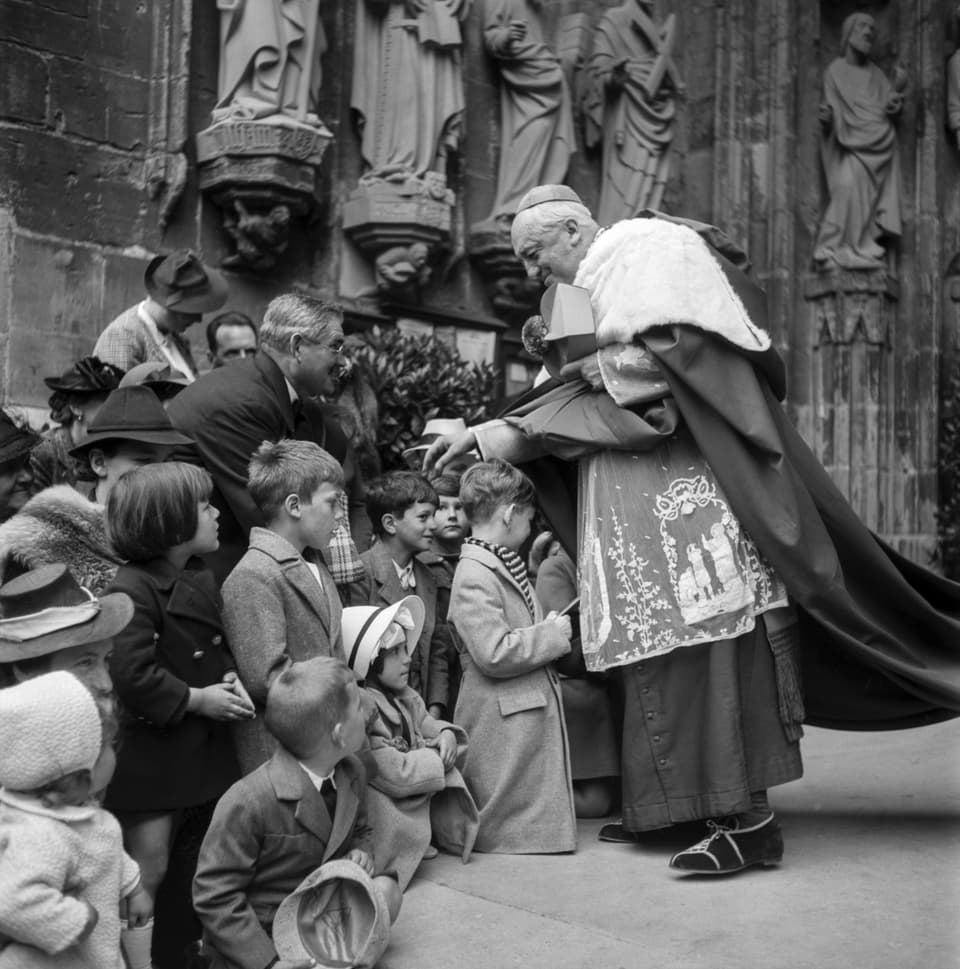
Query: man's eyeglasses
299 337 345 355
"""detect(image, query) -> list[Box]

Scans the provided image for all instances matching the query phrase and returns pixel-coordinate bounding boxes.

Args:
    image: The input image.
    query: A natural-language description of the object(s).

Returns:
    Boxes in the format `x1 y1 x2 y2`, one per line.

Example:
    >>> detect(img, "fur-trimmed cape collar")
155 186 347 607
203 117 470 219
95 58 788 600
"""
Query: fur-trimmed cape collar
0 485 121 593
574 217 771 353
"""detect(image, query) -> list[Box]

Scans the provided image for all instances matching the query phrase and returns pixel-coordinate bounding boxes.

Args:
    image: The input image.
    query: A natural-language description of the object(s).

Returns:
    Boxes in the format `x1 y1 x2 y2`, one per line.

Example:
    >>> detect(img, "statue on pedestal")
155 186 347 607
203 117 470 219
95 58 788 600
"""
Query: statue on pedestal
473 0 575 229
582 0 683 226
344 0 467 283
350 0 468 182
215 0 327 124
196 0 334 271
813 12 905 271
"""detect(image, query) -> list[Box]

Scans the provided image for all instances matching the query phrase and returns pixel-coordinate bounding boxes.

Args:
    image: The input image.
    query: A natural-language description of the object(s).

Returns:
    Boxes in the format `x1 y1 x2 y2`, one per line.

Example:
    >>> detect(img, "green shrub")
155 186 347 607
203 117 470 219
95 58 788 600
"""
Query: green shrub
347 326 499 472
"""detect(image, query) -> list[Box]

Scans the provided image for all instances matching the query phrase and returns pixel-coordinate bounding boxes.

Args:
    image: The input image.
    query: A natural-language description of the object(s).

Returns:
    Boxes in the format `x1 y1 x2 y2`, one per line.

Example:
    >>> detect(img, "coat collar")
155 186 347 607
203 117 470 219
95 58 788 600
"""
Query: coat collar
248 527 334 632
136 557 223 628
254 351 297 433
365 542 433 604
459 542 537 615
366 684 418 728
267 747 361 855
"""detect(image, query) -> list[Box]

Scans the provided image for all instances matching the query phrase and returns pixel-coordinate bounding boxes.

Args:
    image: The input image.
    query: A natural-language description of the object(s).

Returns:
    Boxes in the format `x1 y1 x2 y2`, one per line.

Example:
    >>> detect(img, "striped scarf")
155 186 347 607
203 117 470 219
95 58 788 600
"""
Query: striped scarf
465 536 537 620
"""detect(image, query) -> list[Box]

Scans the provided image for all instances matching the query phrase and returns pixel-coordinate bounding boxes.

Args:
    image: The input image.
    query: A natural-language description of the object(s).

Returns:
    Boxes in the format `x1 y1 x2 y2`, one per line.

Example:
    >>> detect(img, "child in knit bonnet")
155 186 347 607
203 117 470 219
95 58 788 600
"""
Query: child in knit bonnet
0 670 152 968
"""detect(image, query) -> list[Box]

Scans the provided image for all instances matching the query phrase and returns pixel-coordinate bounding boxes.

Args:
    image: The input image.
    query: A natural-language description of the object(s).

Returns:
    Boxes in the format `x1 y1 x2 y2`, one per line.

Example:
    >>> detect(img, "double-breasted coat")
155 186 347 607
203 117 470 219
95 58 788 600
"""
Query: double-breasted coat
362 685 478 889
222 528 344 774
105 558 239 812
449 542 577 853
347 542 451 710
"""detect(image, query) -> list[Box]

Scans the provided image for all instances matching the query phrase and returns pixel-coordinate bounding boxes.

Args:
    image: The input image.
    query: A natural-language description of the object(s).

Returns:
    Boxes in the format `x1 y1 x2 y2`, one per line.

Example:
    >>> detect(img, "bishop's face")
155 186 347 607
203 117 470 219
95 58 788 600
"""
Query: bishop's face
515 219 585 288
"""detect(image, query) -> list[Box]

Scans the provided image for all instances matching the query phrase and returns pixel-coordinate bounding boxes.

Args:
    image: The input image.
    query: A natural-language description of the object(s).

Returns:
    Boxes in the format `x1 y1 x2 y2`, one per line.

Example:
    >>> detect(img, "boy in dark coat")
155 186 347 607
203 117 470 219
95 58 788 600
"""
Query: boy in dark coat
346 472 453 719
193 658 402 969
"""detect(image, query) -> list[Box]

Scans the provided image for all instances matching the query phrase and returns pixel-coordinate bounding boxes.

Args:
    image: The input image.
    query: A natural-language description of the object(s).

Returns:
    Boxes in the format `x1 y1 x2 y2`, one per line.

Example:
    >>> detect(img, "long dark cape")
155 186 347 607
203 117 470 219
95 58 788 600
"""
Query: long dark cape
504 335 960 731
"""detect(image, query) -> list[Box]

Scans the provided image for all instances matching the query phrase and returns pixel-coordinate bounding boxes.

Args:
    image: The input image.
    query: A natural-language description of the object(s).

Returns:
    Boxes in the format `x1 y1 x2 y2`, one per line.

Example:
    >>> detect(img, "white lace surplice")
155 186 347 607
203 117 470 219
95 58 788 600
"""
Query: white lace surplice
579 439 787 671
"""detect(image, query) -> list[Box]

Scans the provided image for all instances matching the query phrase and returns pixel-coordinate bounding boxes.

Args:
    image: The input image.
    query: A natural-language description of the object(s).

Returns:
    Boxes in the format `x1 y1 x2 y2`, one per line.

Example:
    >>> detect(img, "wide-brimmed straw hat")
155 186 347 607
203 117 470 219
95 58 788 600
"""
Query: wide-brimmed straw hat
69 386 193 457
0 564 134 663
144 250 229 314
341 596 425 680
0 411 39 469
272 859 392 969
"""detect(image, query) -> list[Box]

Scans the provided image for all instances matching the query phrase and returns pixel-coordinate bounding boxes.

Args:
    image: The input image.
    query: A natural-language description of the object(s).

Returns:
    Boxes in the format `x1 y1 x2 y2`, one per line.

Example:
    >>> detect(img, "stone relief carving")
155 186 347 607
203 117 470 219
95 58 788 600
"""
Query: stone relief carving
196 0 334 271
813 12 905 272
582 0 684 226
472 0 575 231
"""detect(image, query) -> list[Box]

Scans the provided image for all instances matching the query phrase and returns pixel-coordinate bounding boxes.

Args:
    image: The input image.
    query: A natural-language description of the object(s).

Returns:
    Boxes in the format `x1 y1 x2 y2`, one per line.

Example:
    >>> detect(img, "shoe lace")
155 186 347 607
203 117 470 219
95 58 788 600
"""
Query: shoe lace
683 819 734 854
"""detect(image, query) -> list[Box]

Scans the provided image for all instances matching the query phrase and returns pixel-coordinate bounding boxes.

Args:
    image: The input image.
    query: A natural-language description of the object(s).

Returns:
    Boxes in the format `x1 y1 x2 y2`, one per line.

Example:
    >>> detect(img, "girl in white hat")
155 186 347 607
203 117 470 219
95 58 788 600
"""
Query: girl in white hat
0 671 153 968
342 596 478 889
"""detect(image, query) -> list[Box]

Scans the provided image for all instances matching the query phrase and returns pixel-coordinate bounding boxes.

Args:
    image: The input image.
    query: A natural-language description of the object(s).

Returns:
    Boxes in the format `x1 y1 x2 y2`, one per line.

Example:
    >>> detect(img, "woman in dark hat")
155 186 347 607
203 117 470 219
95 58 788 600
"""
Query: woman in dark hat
0 409 39 525
31 355 125 491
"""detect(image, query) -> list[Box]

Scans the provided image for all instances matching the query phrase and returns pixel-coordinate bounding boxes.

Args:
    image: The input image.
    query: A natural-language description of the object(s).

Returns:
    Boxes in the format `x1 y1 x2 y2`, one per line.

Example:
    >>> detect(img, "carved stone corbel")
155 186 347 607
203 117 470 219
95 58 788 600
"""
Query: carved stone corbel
196 0 334 271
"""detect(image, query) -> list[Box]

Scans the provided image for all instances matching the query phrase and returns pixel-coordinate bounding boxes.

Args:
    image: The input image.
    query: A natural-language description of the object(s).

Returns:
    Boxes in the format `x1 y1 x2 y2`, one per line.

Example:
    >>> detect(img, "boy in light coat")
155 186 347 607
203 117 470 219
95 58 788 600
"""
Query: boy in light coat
448 459 577 853
222 440 347 774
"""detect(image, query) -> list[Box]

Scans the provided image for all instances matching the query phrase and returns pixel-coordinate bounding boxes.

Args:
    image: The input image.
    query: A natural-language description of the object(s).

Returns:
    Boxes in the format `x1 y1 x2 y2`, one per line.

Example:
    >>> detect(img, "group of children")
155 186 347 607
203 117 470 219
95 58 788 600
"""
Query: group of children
0 438 582 969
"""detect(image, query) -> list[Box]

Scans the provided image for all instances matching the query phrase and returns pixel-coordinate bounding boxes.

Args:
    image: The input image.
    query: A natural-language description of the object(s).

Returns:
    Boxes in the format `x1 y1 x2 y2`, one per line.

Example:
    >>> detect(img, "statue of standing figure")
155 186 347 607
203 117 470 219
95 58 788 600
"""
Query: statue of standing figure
813 12 906 271
582 0 684 226
474 0 576 229
350 0 469 181
214 0 328 125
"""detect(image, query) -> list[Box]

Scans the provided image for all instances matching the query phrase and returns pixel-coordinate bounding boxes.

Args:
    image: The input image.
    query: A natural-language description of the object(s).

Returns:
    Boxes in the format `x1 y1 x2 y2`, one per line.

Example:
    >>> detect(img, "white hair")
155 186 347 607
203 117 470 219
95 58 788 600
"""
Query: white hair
259 294 343 353
510 201 597 252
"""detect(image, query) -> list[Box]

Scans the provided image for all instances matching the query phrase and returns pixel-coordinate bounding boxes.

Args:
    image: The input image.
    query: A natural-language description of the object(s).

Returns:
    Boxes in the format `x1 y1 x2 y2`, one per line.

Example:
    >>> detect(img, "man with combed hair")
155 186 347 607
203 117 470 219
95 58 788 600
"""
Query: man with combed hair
426 184 960 877
168 294 369 585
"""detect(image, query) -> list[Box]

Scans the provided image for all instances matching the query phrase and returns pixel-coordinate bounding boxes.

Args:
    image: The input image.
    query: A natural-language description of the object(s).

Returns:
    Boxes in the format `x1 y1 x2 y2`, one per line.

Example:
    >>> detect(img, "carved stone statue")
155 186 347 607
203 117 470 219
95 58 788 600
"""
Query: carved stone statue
214 0 328 124
582 0 683 226
475 0 575 227
350 0 468 180
813 12 906 271
222 199 292 271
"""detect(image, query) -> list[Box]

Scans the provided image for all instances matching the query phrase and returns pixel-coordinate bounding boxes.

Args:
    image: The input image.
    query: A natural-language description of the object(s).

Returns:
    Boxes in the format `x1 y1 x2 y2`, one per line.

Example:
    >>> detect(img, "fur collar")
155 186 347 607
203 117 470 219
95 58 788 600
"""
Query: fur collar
0 486 121 594
574 218 771 353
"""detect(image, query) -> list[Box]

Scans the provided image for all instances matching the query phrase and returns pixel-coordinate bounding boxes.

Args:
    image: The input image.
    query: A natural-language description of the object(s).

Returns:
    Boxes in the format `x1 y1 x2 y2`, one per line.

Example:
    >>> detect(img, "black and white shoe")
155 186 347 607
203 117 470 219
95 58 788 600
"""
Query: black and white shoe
668 814 783 874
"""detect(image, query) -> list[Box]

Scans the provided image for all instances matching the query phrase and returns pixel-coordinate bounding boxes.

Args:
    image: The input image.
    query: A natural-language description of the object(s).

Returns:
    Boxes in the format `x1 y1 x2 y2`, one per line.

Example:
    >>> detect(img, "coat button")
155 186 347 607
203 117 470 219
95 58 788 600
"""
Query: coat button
192 649 205 660
212 634 223 645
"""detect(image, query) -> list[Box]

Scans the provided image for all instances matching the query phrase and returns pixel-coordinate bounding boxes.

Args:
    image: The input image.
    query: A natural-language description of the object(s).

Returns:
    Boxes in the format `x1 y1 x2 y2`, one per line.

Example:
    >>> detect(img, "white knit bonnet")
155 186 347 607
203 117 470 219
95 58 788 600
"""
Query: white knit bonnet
0 670 102 790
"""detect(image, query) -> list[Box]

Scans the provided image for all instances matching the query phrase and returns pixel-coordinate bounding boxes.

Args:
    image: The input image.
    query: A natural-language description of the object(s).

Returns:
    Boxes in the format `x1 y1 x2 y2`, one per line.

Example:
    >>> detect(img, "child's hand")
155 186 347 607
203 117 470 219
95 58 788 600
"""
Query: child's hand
125 884 153 927
545 612 572 641
189 683 256 721
437 729 458 770
222 671 256 715
346 849 375 875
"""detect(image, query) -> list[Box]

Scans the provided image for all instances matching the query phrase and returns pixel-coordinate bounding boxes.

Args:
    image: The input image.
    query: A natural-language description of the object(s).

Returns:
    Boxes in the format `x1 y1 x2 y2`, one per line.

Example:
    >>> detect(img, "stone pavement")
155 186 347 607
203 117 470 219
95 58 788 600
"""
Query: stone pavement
381 721 960 969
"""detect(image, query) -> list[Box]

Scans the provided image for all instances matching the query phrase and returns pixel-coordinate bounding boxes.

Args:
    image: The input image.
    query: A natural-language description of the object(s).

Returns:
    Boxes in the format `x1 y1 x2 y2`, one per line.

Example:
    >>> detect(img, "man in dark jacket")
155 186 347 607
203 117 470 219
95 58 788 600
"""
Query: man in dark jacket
167 294 369 587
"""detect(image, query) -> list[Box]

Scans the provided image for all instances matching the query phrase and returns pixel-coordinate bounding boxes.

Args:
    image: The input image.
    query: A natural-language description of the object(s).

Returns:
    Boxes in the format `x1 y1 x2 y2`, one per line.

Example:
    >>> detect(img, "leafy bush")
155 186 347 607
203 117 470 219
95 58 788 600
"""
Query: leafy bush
347 326 499 472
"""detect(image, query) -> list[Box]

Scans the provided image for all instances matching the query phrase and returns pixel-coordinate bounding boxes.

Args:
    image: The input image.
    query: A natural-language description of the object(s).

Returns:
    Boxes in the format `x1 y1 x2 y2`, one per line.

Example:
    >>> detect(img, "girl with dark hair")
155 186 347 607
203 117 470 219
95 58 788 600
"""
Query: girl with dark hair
103 462 255 968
